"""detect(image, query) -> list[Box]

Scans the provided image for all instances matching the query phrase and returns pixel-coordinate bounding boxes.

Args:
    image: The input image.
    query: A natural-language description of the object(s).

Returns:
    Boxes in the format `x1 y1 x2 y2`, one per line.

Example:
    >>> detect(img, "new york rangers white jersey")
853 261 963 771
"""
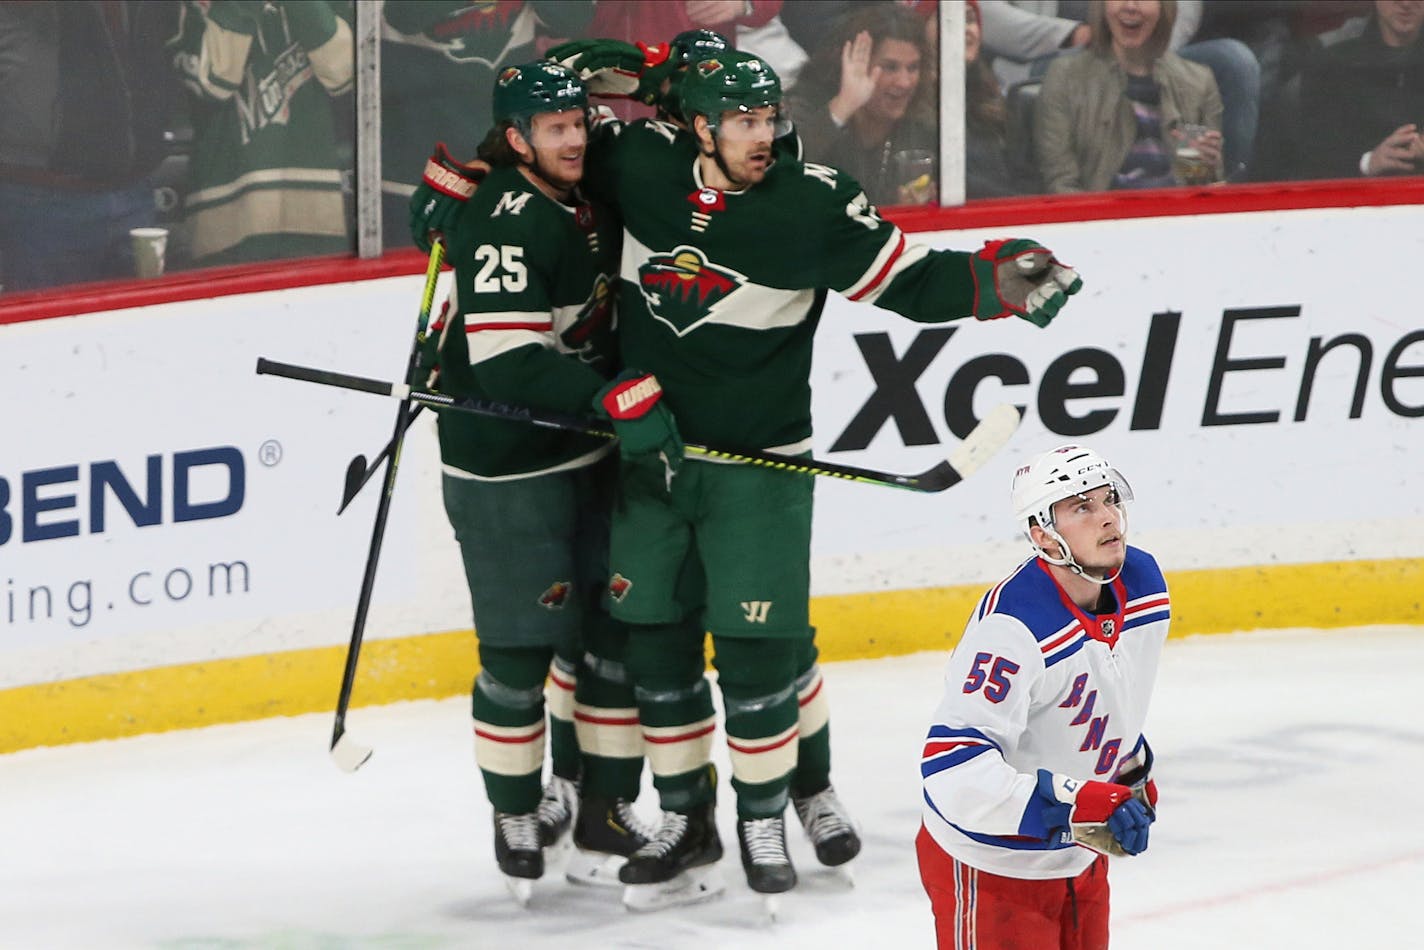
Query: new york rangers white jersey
920 546 1170 879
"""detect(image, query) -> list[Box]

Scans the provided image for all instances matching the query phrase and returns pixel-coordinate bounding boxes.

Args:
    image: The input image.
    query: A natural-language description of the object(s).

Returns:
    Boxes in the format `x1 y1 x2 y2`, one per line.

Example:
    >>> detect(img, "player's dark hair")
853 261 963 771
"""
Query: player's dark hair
477 121 523 167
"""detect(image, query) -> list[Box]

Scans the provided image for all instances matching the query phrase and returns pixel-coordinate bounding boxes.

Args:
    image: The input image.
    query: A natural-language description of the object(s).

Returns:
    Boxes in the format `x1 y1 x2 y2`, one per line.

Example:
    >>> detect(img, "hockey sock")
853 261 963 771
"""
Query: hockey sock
574 611 643 800
791 638 833 798
472 644 553 814
546 653 580 783
713 636 801 820
625 620 717 812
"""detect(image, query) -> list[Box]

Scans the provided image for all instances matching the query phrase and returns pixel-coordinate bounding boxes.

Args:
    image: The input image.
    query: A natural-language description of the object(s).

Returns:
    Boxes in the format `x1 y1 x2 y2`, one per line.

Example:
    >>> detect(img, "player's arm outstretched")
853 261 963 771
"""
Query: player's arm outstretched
812 170 1081 328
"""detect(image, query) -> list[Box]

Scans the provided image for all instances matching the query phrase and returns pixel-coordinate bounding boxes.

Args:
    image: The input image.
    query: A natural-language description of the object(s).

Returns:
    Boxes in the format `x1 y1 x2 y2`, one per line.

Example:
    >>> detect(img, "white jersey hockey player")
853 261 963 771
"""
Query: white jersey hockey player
917 444 1169 949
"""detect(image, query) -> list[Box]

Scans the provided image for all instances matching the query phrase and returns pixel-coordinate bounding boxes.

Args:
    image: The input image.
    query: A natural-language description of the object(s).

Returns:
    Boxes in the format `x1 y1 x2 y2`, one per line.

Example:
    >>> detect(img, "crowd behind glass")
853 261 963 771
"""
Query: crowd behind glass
1 0 1419 295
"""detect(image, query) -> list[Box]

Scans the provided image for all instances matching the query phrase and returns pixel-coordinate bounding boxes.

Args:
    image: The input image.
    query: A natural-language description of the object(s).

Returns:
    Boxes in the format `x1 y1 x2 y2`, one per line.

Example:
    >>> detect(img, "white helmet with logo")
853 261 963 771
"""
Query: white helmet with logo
1010 444 1133 581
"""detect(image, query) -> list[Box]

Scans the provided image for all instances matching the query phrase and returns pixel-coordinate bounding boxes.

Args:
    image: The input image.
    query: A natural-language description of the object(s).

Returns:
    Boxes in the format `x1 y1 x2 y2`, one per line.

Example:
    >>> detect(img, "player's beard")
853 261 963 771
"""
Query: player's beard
712 139 772 189
529 149 582 195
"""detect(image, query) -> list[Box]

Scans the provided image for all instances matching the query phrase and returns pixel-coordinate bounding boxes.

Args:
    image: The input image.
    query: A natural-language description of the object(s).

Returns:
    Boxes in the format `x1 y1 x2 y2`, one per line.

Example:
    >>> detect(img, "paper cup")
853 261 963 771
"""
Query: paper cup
130 227 169 278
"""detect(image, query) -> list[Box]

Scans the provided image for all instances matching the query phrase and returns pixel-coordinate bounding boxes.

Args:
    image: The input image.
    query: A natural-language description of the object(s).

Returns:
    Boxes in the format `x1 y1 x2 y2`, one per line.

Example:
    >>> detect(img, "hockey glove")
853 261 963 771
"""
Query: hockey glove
1035 769 1157 857
970 239 1082 328
407 300 449 391
408 143 488 252
593 370 684 473
547 39 672 103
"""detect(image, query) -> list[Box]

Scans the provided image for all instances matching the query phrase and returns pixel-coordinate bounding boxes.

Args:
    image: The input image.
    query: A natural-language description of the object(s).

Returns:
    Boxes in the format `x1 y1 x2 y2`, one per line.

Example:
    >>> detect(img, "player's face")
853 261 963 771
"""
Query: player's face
867 39 921 123
1048 485 1127 575
709 105 778 187
525 108 588 191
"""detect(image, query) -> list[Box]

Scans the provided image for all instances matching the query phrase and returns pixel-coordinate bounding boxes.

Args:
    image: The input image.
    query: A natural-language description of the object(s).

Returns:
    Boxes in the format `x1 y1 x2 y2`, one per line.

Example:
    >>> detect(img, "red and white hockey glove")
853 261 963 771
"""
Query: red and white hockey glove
408 143 488 252
593 370 684 473
1035 769 1157 857
546 39 671 102
970 238 1082 327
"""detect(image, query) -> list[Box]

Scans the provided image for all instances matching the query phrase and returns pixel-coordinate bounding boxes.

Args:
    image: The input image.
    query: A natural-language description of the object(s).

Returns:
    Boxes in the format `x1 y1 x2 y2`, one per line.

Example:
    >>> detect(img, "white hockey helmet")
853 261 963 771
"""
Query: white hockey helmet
1011 444 1133 545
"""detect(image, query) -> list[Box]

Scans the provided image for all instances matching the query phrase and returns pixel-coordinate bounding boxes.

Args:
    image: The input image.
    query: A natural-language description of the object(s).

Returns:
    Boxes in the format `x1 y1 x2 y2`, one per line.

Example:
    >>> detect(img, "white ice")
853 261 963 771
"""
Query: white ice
3 625 1422 949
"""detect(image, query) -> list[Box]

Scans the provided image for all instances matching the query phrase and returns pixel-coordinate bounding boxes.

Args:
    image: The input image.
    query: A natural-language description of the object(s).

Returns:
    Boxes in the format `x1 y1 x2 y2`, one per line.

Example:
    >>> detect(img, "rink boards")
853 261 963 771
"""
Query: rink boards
1 204 1421 750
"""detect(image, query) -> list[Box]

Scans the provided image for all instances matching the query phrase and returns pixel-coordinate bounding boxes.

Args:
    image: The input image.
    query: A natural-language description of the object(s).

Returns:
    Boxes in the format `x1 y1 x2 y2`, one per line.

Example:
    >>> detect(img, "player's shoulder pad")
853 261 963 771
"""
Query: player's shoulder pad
780 159 883 225
1120 546 1168 596
625 117 685 148
469 168 545 227
980 560 1076 643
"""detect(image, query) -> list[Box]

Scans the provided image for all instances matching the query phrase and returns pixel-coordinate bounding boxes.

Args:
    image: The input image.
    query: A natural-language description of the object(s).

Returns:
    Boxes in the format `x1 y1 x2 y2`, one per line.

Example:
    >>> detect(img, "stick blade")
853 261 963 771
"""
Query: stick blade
948 403 1023 480
337 455 368 515
330 729 373 773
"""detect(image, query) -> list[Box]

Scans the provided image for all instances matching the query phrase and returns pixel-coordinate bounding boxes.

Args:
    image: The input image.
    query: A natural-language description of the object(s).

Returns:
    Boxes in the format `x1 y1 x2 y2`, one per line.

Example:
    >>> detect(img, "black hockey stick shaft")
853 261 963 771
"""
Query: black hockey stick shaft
255 357 1020 493
327 241 446 771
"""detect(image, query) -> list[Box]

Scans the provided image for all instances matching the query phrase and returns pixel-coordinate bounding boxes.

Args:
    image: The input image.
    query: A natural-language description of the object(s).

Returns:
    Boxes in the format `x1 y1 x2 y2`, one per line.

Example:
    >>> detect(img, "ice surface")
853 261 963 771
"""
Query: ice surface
2 626 1421 949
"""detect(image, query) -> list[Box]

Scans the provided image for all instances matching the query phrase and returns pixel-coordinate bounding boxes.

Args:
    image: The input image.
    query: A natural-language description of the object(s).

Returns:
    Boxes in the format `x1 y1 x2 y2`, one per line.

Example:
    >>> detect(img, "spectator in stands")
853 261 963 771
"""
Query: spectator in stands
1034 0 1223 193
965 0 1019 198
982 1 1258 179
168 0 354 268
1293 0 1424 179
788 5 938 206
380 1 594 251
0 1 179 293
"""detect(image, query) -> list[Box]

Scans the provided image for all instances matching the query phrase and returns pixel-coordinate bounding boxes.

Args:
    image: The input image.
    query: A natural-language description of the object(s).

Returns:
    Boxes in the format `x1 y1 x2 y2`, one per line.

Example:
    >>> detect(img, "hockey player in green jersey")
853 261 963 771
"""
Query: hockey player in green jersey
426 61 651 905
409 48 1081 910
582 50 1083 908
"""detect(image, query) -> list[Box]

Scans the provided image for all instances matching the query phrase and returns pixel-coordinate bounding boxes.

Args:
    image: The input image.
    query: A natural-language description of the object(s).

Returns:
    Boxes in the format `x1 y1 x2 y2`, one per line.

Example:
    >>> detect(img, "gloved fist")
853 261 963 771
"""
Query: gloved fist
970 238 1082 328
1036 770 1156 857
408 143 488 252
406 300 449 390
547 38 671 102
593 370 684 473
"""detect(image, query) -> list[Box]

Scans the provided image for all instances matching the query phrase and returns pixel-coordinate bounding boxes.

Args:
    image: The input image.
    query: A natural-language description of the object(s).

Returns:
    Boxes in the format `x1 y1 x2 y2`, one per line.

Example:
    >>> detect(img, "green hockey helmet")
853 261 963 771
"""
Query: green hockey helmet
670 28 730 65
492 61 588 131
679 50 782 130
655 29 731 116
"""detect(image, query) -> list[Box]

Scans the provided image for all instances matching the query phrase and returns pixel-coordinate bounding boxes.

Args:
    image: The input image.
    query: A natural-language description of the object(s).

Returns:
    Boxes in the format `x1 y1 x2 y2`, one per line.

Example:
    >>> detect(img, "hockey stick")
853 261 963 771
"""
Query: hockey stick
255 357 1021 493
337 405 421 515
327 240 446 773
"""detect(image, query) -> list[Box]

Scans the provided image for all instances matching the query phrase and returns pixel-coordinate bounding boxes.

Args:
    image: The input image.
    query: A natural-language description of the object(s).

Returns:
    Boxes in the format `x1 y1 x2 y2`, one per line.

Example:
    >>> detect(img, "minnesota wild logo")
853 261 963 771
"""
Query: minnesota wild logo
637 246 745 336
497 66 520 86
561 273 615 363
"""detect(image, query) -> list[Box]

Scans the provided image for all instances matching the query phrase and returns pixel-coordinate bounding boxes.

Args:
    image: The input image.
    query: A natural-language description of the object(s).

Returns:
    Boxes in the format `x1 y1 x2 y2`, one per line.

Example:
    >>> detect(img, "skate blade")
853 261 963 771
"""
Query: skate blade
565 848 627 888
761 894 781 923
503 875 535 908
622 865 726 912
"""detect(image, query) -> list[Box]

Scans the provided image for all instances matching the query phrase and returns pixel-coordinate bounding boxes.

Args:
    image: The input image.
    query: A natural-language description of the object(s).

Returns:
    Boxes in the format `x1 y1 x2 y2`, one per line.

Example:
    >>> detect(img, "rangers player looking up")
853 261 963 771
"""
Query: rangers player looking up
918 445 1169 948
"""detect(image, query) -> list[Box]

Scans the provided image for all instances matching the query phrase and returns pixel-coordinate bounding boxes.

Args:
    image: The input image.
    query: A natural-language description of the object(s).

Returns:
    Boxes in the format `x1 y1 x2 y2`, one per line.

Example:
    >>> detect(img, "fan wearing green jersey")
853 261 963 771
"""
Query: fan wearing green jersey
425 60 650 905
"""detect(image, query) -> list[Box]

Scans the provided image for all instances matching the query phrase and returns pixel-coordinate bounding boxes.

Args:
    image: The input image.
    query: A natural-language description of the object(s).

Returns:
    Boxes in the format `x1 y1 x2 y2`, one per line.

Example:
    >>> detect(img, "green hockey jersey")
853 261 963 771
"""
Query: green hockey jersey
589 119 978 453
438 164 621 480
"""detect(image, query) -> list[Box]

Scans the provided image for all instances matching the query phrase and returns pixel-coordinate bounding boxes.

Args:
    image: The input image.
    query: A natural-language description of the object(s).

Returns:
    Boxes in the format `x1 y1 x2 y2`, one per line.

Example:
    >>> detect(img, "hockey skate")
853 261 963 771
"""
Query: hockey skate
537 775 578 849
793 785 861 882
620 802 726 912
738 814 797 921
493 811 544 907
566 796 650 888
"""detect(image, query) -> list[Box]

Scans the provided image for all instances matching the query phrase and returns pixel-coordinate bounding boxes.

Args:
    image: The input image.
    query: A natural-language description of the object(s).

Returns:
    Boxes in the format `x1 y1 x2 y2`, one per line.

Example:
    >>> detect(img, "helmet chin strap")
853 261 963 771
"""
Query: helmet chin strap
1034 508 1129 587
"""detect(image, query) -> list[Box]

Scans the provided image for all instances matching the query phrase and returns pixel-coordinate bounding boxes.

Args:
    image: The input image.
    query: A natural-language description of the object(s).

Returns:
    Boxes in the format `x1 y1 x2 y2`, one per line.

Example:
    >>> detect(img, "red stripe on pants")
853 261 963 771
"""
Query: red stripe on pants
915 824 1111 949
